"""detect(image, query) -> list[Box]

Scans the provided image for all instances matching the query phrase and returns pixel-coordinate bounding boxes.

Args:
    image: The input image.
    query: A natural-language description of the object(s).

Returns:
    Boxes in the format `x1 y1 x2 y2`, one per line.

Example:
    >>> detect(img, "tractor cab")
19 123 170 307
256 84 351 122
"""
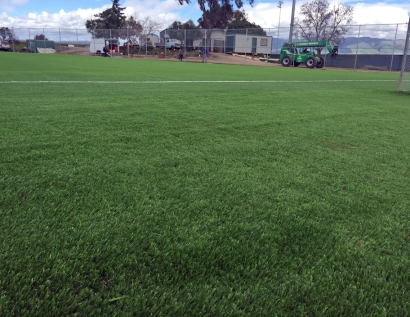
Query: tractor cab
281 43 297 55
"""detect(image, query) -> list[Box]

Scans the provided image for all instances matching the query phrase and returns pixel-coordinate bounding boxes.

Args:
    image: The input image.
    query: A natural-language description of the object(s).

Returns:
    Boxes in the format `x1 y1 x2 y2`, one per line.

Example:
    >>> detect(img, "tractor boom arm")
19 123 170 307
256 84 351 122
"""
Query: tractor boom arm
293 40 338 55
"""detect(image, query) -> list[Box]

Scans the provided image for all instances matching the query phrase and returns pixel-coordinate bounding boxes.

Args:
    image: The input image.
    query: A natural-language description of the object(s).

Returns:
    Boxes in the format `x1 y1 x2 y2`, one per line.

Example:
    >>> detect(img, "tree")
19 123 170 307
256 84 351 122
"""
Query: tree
294 0 353 54
140 16 161 41
122 16 143 44
166 20 202 47
0 27 18 42
197 2 234 30
138 16 161 47
178 1 256 52
34 34 48 40
135 17 161 51
85 0 126 38
195 2 235 50
110 0 126 28
227 10 266 35
178 0 255 34
177 0 255 13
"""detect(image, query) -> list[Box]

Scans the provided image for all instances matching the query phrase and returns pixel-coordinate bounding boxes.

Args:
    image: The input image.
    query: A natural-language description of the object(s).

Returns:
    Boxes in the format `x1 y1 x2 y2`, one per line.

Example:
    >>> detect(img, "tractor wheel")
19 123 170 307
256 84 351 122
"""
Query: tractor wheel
306 57 317 68
316 56 325 68
281 56 292 67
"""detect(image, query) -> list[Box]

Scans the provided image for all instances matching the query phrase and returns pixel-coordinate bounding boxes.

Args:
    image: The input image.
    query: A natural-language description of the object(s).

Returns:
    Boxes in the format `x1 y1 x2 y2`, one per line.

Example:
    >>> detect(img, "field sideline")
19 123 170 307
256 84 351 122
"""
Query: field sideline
1 53 409 316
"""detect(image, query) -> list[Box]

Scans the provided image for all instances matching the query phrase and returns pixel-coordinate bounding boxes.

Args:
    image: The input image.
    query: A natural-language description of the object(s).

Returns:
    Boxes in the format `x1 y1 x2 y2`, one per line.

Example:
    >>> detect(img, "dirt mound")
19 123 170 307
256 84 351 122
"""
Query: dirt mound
55 46 91 56
135 52 280 67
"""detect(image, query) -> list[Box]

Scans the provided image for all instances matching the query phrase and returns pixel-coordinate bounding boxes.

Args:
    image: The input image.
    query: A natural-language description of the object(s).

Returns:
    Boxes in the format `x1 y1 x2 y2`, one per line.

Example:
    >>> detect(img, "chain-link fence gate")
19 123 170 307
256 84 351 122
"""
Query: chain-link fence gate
398 17 410 92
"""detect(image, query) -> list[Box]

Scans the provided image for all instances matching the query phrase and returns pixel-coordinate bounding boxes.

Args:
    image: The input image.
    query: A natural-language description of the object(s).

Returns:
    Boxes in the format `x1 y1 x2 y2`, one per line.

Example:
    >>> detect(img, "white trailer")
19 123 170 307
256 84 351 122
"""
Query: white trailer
225 34 272 55
90 39 105 54
0 40 11 51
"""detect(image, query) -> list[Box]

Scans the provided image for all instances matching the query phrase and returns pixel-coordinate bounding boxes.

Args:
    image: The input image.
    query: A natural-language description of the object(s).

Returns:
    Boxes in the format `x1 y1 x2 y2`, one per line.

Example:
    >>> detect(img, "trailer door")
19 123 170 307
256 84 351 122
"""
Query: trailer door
252 38 257 54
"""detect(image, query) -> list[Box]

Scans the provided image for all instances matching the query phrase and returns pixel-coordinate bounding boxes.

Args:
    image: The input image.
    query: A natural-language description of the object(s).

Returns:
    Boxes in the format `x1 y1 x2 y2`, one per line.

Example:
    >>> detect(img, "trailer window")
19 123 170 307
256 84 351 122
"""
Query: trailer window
260 39 268 46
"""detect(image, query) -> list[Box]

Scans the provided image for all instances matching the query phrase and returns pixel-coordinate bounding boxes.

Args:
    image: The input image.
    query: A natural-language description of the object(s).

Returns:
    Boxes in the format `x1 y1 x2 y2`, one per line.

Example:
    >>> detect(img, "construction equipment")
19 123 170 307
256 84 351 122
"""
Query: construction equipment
279 40 338 68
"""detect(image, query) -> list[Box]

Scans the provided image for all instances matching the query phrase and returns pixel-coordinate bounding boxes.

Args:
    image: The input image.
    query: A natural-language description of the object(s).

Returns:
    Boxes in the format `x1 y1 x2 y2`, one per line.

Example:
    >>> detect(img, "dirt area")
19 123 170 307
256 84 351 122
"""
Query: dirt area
55 46 93 56
55 46 281 67
173 52 280 67
195 53 281 67
54 47 394 72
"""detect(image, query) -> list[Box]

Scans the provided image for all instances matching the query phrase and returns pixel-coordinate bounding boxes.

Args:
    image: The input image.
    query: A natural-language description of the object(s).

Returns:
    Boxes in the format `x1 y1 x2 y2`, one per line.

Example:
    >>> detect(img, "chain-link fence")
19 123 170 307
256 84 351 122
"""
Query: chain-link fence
398 18 410 92
3 23 409 71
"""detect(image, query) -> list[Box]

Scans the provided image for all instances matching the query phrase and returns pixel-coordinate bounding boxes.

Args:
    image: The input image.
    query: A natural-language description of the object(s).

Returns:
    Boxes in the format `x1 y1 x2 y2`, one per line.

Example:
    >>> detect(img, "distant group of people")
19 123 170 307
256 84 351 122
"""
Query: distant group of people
178 47 208 62
100 45 210 61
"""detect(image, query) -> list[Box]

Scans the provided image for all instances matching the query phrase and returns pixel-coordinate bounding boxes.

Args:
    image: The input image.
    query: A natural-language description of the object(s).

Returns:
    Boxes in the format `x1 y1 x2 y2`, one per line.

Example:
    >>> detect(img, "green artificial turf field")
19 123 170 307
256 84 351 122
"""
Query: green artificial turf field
0 53 409 316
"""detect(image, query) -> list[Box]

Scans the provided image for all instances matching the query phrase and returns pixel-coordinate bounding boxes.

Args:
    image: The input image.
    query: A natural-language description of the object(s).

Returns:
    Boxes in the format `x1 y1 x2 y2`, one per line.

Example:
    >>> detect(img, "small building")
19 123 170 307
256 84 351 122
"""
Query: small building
26 40 55 53
190 30 225 52
225 34 272 55
140 34 160 47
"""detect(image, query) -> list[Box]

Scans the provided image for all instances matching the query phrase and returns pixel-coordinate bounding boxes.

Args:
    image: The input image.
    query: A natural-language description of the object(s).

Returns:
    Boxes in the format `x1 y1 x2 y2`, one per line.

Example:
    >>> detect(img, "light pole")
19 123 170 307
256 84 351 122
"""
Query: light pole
277 1 284 53
289 0 296 42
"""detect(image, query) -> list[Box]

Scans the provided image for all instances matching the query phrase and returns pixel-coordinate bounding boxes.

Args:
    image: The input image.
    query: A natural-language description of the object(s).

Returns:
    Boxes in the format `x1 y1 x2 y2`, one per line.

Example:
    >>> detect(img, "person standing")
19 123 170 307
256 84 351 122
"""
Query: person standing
203 47 208 63
103 45 109 57
178 47 183 61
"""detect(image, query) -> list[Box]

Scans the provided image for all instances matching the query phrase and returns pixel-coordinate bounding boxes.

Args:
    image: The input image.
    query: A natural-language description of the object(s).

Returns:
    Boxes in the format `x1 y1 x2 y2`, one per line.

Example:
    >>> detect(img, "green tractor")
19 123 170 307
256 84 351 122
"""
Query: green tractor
279 40 338 68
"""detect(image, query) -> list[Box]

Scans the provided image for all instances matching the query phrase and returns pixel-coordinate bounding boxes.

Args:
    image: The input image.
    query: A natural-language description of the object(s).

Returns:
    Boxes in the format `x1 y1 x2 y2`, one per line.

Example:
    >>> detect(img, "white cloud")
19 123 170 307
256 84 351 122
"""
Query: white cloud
4 8 106 29
243 2 293 29
0 0 29 13
243 1 409 39
352 3 409 24
123 0 190 27
0 0 408 40
0 0 193 30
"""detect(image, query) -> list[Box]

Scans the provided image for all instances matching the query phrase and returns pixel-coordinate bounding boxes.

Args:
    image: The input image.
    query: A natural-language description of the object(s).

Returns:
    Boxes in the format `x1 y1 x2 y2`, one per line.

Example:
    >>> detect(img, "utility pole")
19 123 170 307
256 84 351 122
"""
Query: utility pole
288 0 296 42
277 1 284 53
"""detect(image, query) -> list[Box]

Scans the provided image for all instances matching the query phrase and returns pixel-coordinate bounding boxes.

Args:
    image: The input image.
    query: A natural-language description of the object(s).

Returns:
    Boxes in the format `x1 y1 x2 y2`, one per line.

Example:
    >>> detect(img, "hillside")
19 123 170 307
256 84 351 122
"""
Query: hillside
342 37 406 54
272 36 406 54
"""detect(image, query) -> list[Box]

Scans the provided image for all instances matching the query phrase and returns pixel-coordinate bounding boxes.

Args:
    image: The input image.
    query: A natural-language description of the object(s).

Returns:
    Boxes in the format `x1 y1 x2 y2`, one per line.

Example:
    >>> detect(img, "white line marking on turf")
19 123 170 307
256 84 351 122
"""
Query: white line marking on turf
0 80 396 84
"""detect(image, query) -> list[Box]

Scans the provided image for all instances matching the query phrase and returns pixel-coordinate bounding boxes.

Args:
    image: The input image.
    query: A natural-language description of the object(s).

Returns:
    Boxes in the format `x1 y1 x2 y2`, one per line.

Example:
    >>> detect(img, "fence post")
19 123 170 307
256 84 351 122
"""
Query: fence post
354 25 361 70
109 29 112 57
390 24 398 71
277 2 283 54
323 43 327 68
398 17 410 91
59 29 61 53
204 29 207 61
224 28 227 64
244 28 247 65
76 29 79 47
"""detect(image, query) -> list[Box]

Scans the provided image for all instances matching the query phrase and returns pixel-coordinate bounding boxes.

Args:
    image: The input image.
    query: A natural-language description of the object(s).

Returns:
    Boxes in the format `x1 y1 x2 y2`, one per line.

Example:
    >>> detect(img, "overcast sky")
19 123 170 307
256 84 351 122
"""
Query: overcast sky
0 0 409 37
